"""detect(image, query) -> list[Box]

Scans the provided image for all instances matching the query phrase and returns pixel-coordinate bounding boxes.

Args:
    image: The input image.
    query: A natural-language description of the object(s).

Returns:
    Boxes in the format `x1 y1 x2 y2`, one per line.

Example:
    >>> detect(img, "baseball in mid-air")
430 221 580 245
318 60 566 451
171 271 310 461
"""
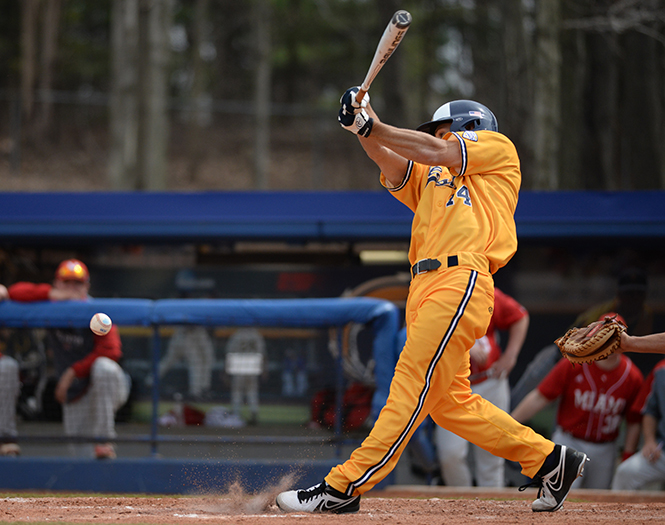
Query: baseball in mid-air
90 312 112 336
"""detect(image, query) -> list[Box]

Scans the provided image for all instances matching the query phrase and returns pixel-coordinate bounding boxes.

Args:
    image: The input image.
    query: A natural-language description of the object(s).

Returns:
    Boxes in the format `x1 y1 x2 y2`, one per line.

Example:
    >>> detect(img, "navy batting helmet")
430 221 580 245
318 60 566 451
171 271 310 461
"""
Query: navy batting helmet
416 100 498 135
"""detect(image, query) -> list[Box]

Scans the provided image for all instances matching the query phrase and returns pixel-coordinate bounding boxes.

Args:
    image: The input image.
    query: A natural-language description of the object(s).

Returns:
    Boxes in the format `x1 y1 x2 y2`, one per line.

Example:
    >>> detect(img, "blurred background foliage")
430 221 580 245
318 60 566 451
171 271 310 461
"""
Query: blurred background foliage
0 0 663 191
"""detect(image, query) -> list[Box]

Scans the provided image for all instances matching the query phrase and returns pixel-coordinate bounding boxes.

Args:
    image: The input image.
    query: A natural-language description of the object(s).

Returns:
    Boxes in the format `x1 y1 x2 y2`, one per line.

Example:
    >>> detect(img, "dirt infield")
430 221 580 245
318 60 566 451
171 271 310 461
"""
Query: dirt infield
2 486 665 524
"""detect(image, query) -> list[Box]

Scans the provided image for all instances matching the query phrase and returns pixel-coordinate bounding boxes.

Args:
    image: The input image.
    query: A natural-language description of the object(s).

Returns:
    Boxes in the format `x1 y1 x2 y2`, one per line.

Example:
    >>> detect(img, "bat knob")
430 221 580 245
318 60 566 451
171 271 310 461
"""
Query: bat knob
393 10 412 29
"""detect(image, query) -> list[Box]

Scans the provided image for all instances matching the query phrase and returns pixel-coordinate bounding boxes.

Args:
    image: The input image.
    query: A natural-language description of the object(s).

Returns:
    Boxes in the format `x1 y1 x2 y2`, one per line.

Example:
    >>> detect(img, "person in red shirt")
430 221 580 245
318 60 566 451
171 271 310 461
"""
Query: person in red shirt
2 259 129 459
434 288 529 486
511 313 643 489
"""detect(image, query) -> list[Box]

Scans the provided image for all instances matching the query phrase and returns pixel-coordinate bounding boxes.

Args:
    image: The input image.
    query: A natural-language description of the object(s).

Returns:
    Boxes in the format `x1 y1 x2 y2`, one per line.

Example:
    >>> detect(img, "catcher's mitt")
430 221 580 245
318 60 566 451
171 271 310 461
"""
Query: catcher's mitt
555 315 627 365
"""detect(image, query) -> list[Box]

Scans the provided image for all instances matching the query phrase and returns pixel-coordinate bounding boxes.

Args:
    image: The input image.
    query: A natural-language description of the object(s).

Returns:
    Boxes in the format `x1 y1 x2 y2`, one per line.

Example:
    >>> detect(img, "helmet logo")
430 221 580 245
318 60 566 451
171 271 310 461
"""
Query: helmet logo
469 111 483 117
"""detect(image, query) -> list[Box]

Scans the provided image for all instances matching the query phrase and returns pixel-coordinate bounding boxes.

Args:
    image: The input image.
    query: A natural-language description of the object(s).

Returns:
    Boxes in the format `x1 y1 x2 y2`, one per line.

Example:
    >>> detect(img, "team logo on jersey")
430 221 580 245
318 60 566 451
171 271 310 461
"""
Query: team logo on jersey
462 130 478 142
426 166 455 188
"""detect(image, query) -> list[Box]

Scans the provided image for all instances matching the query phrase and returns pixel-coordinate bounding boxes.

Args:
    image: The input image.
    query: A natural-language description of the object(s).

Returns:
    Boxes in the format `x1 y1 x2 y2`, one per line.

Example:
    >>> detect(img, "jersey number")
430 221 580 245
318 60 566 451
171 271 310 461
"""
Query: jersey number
446 185 472 208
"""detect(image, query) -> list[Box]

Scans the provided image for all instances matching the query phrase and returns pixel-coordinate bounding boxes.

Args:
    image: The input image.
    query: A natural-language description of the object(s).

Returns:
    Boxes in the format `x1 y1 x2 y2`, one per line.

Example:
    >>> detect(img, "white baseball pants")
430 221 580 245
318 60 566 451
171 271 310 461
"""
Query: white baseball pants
0 356 20 438
434 376 510 487
551 428 615 489
612 445 665 490
63 357 130 457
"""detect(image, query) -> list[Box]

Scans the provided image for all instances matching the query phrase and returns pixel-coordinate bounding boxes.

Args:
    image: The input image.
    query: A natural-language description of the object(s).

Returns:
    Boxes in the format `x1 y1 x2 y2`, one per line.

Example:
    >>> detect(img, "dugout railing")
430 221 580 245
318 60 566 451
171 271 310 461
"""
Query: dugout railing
0 296 400 456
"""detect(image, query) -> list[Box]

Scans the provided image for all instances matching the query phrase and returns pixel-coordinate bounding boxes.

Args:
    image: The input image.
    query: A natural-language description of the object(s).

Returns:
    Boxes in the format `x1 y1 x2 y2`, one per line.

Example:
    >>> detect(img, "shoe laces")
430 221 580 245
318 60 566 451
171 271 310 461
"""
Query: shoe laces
518 477 543 498
297 482 327 503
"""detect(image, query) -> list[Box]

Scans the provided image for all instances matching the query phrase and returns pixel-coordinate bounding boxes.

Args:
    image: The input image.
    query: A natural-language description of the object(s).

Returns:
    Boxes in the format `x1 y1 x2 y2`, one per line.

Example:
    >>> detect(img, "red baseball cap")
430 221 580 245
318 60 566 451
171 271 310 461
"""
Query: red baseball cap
55 259 90 283
598 312 626 328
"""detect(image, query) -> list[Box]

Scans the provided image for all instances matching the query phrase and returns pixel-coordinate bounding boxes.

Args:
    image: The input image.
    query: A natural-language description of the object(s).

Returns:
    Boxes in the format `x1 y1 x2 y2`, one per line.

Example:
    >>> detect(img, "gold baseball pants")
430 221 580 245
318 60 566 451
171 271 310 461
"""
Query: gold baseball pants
326 267 554 496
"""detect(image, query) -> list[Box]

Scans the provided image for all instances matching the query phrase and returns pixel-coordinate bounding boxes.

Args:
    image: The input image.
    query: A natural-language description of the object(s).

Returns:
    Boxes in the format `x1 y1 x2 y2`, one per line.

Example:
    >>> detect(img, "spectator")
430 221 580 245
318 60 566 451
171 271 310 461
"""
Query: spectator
611 358 665 490
282 348 308 398
512 314 644 489
157 270 216 399
435 287 529 487
225 327 266 425
3 259 130 459
159 326 215 399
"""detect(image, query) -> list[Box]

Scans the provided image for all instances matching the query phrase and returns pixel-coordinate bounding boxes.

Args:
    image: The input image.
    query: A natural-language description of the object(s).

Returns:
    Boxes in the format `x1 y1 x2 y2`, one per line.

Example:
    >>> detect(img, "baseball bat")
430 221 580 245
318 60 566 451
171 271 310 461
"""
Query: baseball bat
355 10 412 104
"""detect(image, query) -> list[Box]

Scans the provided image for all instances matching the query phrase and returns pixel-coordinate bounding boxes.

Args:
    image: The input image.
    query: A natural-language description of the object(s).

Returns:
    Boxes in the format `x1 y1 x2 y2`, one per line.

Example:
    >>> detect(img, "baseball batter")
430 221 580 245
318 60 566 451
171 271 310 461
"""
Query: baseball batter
277 91 587 514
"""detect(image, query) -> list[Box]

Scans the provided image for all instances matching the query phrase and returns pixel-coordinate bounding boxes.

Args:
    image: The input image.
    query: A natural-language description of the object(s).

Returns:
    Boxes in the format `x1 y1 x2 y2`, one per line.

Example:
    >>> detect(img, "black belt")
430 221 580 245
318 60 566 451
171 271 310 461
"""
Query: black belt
411 255 458 277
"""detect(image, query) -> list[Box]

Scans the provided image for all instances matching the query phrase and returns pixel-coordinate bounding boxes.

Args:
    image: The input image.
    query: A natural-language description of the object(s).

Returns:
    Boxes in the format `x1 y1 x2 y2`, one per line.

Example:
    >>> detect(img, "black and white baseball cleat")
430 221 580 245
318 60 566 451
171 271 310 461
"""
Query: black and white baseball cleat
276 480 361 514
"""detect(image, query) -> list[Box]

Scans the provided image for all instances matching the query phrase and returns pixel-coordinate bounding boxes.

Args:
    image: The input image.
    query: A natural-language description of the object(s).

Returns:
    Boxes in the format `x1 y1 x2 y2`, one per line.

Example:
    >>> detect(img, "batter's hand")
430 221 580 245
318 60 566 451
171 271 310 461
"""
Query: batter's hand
340 86 370 113
339 86 373 137
0 284 8 301
339 106 373 137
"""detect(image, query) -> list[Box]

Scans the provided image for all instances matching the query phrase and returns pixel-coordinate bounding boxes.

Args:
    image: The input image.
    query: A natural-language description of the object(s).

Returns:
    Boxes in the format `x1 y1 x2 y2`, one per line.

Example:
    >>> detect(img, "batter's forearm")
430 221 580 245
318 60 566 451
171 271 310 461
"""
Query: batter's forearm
369 121 461 169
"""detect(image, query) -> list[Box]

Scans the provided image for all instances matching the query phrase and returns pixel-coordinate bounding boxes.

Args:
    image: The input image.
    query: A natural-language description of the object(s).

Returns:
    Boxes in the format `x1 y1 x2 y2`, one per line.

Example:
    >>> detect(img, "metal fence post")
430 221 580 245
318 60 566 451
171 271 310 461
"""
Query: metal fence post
334 327 344 457
150 324 161 456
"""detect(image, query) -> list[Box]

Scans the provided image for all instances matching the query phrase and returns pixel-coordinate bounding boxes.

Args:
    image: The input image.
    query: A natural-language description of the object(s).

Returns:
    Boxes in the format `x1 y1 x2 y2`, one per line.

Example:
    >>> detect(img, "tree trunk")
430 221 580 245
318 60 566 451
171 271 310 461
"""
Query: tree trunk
20 0 40 122
36 0 61 140
586 32 619 189
502 0 534 186
109 0 171 190
137 0 171 190
532 0 561 189
109 0 140 189
620 31 661 189
185 0 211 183
558 25 586 190
253 0 271 189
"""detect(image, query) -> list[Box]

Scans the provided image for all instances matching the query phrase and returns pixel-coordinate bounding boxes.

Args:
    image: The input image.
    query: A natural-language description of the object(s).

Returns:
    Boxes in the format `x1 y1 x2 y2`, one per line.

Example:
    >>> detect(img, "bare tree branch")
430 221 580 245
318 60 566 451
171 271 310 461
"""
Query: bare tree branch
562 1 665 45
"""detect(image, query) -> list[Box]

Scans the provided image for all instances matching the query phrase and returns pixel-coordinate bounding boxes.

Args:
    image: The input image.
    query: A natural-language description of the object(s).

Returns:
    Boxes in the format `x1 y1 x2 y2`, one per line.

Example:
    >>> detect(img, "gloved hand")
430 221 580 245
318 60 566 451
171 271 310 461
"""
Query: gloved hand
338 107 373 137
339 86 370 113
338 87 373 137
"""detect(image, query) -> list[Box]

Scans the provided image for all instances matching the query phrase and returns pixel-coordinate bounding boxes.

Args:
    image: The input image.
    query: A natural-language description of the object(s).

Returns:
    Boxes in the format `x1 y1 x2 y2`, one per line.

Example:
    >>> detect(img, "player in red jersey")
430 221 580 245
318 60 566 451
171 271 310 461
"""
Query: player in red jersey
512 313 643 488
3 259 129 459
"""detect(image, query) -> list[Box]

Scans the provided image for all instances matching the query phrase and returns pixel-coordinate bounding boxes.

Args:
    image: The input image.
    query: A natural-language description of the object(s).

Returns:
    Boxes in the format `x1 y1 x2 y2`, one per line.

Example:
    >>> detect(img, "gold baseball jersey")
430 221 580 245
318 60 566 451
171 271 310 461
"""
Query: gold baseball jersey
380 129 521 274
